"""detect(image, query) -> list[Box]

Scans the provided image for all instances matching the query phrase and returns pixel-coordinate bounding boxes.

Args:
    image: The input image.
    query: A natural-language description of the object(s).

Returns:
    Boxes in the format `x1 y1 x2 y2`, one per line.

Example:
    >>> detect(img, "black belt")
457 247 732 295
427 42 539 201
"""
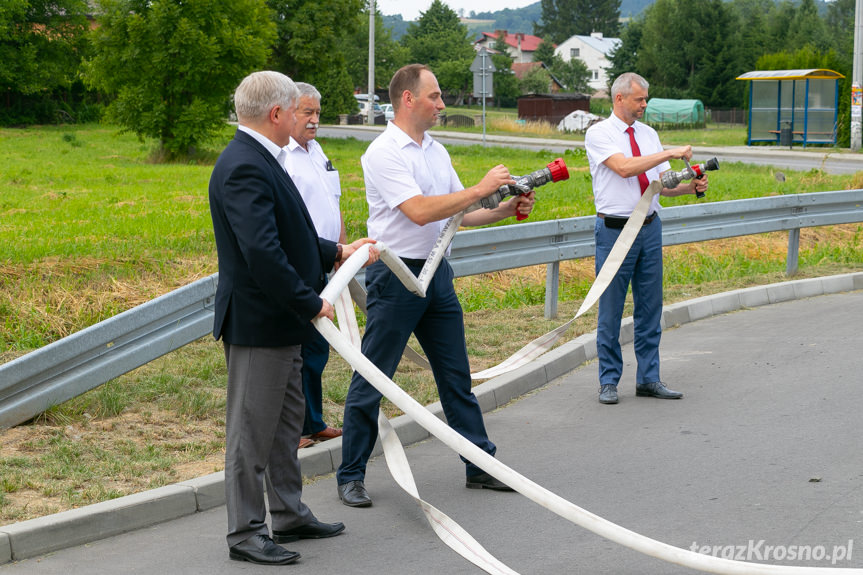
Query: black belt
400 257 427 267
597 212 657 229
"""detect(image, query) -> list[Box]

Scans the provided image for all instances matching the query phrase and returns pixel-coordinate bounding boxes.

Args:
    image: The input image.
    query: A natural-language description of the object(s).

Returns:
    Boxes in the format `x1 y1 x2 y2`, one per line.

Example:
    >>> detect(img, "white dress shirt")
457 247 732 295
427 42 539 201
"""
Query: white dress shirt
584 114 669 216
361 122 462 259
238 124 286 166
282 137 342 243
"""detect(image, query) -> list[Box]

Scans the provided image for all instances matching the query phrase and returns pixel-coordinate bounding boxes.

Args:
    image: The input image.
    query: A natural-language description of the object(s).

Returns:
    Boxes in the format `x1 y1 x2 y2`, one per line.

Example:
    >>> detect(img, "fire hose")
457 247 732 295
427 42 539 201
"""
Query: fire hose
311 165 859 574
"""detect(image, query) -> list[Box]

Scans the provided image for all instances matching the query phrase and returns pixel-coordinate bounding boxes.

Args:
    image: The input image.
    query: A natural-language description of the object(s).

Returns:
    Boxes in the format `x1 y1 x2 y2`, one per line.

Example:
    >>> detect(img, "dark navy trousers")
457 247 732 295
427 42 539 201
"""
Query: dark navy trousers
337 259 496 484
300 332 330 436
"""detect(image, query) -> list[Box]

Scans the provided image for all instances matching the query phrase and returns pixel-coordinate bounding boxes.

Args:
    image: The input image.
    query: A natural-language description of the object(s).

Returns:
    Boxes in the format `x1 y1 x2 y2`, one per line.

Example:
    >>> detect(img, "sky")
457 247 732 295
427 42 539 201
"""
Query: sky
375 0 538 22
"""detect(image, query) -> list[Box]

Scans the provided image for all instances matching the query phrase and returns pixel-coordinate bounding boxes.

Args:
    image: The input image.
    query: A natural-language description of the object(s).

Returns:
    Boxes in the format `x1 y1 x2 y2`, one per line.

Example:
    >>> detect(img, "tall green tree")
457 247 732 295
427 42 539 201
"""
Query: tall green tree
491 34 519 107
534 0 621 44
825 0 855 58
83 0 275 159
637 0 740 106
765 0 798 52
605 18 643 90
532 37 556 66
0 0 91 124
729 0 772 74
267 0 363 121
789 0 828 52
401 0 474 102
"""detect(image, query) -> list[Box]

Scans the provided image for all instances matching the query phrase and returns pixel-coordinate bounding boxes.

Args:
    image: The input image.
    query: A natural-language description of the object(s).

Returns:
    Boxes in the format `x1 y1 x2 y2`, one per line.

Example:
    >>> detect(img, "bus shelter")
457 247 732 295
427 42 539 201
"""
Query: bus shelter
736 69 844 147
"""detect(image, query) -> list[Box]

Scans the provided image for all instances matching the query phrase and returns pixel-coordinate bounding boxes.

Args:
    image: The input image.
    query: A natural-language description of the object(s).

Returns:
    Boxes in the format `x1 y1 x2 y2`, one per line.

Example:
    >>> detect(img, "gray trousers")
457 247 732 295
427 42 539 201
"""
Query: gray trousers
223 343 314 547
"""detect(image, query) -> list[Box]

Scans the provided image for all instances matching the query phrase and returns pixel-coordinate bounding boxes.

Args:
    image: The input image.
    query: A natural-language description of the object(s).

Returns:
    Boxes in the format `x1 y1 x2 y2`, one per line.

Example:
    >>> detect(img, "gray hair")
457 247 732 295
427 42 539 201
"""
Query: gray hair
295 82 321 102
611 73 649 99
233 71 299 124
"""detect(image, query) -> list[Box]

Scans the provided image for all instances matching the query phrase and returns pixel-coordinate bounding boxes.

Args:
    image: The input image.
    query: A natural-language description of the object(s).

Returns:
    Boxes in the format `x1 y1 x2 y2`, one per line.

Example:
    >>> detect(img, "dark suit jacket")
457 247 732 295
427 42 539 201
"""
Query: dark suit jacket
209 129 338 347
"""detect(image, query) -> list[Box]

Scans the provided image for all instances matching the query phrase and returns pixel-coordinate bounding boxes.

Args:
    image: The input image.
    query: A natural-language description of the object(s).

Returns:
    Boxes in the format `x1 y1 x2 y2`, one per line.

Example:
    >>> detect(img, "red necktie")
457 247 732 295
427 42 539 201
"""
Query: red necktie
625 126 649 195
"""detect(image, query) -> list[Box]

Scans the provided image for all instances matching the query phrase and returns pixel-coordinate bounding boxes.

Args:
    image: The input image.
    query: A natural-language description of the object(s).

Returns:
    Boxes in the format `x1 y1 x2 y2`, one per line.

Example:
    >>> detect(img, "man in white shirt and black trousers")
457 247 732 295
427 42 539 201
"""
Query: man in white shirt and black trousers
283 82 347 449
336 63 535 508
584 72 709 406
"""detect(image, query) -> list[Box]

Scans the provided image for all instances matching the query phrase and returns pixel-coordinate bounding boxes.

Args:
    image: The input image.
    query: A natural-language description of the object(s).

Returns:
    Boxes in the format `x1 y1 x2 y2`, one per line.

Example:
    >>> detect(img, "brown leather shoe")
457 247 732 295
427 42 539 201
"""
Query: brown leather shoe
309 426 342 441
298 437 316 449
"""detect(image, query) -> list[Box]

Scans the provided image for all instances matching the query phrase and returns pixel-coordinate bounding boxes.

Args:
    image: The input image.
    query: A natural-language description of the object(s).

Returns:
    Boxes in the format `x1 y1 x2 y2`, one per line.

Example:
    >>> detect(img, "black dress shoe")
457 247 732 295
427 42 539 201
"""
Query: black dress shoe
228 534 300 565
273 519 345 543
599 384 619 404
636 381 683 399
465 472 515 491
338 480 372 507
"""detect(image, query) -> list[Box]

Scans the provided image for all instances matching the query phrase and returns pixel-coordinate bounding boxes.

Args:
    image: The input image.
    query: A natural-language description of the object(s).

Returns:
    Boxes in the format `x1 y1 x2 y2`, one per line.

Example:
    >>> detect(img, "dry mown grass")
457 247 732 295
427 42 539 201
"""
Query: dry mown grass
1 226 861 524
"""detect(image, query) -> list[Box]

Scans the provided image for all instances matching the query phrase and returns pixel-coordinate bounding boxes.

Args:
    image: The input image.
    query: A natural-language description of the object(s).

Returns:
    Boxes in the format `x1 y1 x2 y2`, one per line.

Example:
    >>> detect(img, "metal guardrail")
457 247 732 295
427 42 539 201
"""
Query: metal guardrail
2 189 862 428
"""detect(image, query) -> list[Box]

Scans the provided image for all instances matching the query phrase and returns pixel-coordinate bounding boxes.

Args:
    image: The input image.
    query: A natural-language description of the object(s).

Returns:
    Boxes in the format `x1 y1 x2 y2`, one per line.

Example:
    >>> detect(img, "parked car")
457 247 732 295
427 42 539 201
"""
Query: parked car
354 94 384 123
380 103 394 121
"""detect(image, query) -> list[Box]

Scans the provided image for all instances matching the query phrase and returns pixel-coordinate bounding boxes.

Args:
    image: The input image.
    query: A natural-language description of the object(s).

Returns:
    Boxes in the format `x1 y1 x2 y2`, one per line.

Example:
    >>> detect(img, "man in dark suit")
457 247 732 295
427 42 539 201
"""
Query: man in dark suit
209 70 377 566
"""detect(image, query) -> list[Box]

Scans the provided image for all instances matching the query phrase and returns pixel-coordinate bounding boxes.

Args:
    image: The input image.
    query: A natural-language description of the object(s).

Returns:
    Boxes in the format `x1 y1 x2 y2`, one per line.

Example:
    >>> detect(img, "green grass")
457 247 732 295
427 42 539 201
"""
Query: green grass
1 122 862 524
437 105 756 147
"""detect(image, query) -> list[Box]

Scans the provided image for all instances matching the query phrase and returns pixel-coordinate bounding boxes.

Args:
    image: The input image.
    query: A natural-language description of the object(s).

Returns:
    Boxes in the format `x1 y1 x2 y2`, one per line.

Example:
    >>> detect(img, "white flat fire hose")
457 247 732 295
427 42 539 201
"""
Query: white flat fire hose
313 184 862 574
471 180 660 379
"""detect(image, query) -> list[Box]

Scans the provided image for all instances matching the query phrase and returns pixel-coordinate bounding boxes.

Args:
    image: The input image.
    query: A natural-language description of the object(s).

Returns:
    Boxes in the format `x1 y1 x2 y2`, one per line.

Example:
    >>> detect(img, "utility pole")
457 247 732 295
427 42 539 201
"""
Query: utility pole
367 0 376 126
852 0 862 150
470 48 495 146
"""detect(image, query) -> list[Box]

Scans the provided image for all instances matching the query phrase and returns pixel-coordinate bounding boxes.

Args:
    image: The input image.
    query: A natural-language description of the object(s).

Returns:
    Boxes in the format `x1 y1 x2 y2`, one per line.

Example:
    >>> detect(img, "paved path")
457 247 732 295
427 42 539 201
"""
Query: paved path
2 285 862 574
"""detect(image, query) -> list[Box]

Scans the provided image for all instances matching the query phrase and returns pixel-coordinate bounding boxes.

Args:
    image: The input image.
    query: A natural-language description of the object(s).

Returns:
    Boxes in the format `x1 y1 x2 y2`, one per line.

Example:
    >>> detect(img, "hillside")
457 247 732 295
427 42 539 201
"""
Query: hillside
384 0 654 40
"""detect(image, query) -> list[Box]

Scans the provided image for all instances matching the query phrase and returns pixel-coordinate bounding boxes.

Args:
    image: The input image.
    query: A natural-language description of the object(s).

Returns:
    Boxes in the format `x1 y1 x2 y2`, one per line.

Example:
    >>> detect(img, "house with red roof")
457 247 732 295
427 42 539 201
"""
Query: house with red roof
474 30 547 64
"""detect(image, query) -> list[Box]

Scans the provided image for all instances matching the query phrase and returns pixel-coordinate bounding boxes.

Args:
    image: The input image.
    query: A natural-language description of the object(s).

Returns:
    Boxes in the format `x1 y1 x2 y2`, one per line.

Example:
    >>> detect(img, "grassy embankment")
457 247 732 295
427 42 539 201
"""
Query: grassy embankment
0 122 861 523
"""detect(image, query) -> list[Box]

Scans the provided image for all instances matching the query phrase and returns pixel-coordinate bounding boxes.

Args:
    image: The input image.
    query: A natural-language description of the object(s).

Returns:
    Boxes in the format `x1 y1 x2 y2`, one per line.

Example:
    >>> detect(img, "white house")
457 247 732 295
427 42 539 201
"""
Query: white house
555 32 621 95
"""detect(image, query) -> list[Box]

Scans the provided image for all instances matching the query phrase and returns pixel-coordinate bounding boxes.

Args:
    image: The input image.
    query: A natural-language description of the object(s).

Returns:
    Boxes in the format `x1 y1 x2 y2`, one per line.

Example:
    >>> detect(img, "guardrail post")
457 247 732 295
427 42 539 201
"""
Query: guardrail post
545 262 559 319
786 228 800 276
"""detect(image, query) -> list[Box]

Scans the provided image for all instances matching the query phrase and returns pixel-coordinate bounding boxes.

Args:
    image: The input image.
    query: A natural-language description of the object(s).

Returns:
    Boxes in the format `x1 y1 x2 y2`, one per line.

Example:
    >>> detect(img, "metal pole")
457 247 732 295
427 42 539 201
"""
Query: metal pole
481 50 487 146
367 0 376 126
544 262 559 319
786 228 800 276
852 0 862 150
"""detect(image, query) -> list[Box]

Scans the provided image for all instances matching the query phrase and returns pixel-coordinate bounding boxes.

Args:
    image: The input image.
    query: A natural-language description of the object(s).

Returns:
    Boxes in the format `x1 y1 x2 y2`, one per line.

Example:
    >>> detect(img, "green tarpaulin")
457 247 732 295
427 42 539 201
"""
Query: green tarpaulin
644 98 704 124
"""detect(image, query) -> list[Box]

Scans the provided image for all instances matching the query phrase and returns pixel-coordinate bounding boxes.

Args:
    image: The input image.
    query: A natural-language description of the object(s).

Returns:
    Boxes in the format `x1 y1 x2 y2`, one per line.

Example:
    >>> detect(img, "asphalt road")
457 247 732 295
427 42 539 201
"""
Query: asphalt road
4 290 861 574
318 125 863 175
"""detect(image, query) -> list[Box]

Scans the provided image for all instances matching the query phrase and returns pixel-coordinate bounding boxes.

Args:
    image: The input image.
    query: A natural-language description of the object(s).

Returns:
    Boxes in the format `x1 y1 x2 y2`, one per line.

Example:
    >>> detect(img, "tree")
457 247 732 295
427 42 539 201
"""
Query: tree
789 0 828 52
519 66 553 95
268 0 363 121
729 0 772 74
532 37 556 66
534 0 621 44
605 18 643 90
0 0 92 124
636 0 741 106
83 0 275 159
491 34 519 107
765 0 798 52
825 0 855 58
345 8 409 98
401 0 474 102
548 56 592 93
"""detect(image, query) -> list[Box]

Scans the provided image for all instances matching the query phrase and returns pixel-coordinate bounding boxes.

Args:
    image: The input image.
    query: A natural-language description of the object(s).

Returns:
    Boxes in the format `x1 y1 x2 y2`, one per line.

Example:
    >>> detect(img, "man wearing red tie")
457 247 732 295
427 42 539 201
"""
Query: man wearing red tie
584 72 709 405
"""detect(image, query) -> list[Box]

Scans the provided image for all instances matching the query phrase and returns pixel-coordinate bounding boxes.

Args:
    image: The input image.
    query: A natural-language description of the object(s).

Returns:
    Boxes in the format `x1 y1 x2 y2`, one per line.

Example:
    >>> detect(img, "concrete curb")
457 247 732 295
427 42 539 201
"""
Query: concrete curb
2 272 861 564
